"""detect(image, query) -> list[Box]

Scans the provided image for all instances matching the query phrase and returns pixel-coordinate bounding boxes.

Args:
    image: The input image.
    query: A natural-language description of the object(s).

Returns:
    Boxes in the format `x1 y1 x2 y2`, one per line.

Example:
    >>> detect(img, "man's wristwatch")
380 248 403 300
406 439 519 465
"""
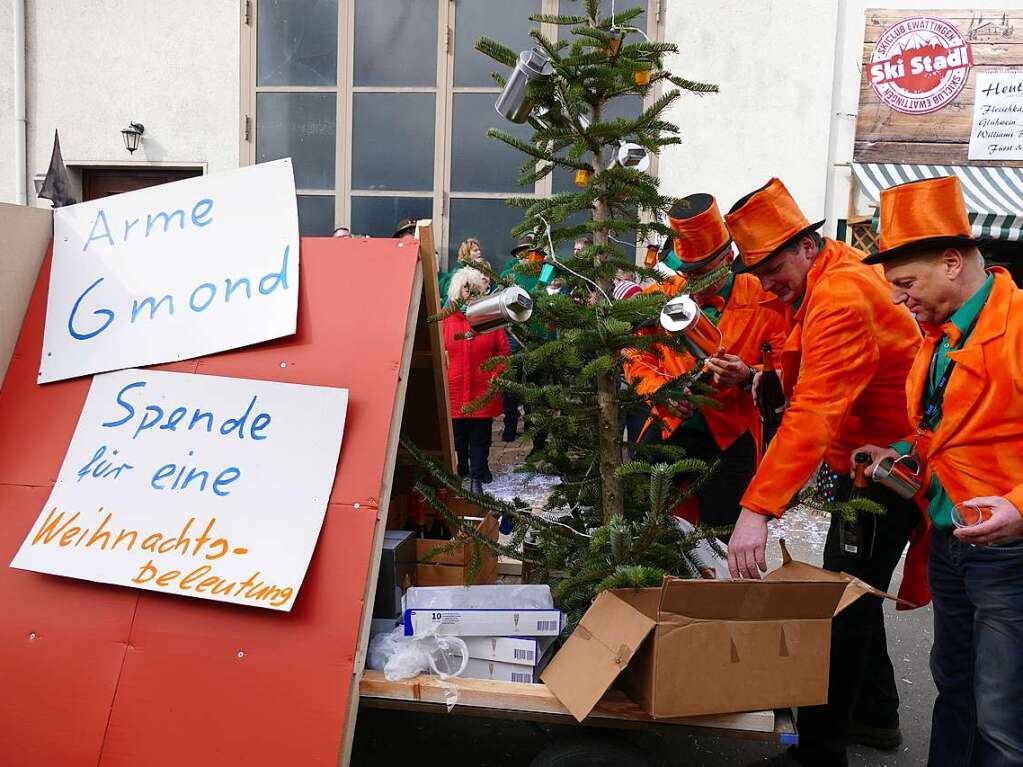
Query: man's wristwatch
740 364 755 392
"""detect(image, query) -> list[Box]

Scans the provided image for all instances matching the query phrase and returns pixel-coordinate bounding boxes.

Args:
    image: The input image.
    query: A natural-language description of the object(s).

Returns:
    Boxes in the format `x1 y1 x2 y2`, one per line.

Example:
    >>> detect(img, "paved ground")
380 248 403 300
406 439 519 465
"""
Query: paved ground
352 422 936 766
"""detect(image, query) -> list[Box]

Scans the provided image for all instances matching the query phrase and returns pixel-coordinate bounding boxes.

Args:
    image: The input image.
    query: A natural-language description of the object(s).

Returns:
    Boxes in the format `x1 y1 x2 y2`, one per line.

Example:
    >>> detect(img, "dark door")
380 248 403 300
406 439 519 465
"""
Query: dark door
81 167 203 201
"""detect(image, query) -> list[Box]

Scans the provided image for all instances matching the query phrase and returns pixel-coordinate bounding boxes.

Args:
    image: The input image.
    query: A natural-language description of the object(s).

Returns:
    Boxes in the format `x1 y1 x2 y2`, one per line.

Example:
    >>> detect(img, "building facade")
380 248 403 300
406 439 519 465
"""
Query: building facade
0 0 1017 269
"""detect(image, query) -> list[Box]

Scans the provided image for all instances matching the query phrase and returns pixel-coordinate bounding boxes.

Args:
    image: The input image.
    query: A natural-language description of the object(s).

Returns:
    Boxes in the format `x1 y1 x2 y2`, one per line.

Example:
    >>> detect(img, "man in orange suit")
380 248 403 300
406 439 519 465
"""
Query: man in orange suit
724 179 922 767
623 193 788 536
856 176 1023 766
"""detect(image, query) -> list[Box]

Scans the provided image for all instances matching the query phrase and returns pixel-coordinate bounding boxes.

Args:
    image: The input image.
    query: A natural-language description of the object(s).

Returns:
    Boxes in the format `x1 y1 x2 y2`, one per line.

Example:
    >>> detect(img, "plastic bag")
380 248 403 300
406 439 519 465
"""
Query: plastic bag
672 516 730 579
367 627 469 681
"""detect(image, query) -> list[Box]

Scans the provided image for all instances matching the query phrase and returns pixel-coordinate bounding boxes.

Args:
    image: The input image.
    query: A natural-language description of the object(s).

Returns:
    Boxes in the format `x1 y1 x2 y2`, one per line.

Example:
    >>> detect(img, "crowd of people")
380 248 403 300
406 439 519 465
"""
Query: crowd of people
394 174 1022 767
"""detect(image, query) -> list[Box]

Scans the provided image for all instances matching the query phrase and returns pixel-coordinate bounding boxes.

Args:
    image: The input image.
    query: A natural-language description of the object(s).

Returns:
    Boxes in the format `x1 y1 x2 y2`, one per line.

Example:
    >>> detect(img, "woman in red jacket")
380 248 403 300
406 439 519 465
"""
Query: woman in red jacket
444 267 511 495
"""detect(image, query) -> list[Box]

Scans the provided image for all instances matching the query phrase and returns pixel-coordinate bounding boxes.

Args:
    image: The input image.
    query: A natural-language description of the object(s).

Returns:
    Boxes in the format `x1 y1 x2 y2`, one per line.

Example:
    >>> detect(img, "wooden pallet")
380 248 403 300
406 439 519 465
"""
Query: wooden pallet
359 671 795 743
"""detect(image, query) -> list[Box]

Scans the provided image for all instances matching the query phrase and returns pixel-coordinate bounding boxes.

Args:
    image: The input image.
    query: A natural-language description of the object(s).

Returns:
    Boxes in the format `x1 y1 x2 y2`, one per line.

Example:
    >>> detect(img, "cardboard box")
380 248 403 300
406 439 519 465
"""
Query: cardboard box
403 608 564 637
373 530 416 618
414 514 498 586
462 636 557 666
541 542 900 721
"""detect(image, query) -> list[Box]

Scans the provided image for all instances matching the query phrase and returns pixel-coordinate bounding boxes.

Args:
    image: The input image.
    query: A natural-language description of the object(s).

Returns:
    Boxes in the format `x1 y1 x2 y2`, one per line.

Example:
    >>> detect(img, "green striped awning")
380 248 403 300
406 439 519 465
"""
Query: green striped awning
851 162 1023 242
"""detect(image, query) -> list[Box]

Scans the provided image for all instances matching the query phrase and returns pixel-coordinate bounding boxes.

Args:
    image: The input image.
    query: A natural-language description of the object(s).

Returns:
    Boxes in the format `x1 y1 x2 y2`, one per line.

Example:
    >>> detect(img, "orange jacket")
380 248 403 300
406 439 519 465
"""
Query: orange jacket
741 239 921 516
623 274 790 450
905 268 1023 518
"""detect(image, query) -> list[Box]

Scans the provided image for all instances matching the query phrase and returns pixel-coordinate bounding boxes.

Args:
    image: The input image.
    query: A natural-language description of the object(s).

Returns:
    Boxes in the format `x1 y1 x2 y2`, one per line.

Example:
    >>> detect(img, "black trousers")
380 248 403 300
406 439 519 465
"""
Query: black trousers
502 362 547 451
793 483 920 767
452 418 492 481
641 425 757 540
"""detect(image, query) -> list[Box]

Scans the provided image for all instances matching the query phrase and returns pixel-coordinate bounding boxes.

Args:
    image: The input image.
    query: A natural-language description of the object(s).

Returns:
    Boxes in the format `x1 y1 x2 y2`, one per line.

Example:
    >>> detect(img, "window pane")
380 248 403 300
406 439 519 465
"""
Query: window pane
350 196 433 238
351 93 435 191
448 198 526 270
353 0 438 86
453 0 540 87
558 0 647 24
451 93 535 194
297 194 336 235
256 92 336 189
257 0 338 86
552 95 644 193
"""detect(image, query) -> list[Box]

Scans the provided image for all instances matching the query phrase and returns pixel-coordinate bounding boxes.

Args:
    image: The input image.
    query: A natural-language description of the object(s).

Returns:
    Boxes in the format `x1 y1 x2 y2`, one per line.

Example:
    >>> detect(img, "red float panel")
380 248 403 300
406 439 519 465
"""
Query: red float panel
0 236 420 766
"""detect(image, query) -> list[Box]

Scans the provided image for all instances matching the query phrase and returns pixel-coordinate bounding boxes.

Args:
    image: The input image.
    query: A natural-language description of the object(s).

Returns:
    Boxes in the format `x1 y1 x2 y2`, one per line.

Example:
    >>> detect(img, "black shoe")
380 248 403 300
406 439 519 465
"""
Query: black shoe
470 478 484 496
743 750 803 767
848 721 903 751
482 468 493 484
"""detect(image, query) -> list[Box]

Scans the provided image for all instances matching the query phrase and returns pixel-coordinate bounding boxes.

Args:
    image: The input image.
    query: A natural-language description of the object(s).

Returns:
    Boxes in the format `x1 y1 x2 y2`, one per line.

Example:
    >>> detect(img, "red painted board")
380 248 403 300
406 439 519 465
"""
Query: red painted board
0 236 419 766
0 483 136 767
98 502 376 767
0 245 198 489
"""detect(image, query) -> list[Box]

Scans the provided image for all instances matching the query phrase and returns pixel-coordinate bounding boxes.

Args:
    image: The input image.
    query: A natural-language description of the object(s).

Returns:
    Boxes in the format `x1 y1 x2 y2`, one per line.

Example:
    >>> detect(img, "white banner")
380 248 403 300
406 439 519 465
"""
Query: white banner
38 160 300 383
969 72 1023 161
11 369 347 611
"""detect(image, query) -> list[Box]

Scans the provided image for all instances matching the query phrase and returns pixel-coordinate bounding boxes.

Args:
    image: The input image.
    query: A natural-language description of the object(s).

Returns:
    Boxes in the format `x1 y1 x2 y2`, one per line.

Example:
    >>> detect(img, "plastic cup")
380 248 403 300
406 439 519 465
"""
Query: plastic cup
951 502 992 528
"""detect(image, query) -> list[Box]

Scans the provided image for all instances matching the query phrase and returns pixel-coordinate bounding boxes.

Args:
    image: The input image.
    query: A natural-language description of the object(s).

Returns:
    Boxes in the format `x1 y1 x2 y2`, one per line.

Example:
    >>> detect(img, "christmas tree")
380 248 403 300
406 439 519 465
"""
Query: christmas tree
408 0 727 625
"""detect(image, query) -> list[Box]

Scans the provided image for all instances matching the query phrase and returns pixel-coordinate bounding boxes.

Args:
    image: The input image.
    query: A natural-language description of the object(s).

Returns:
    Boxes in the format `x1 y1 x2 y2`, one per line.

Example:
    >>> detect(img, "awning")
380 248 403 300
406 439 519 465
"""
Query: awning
851 162 1023 242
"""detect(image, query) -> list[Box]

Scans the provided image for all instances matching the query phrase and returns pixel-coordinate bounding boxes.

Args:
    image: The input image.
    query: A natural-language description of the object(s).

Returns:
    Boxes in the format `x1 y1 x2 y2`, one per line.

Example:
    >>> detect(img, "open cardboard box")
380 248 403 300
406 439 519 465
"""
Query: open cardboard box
541 541 906 721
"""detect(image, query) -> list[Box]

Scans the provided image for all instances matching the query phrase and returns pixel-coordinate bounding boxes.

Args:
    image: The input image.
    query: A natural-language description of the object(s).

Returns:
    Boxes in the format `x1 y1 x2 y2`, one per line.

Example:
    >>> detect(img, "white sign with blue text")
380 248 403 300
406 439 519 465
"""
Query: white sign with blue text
38 159 299 384
11 368 348 611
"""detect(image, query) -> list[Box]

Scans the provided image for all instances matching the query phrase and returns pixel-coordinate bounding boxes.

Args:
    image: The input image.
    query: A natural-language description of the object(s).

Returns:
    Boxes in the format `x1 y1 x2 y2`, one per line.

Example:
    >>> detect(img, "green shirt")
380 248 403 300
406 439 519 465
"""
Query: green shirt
893 273 994 528
679 273 735 434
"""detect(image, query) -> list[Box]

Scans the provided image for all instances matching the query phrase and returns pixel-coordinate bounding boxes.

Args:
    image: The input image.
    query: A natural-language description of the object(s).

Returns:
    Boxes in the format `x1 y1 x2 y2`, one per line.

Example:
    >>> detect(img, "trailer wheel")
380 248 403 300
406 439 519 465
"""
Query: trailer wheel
528 737 653 767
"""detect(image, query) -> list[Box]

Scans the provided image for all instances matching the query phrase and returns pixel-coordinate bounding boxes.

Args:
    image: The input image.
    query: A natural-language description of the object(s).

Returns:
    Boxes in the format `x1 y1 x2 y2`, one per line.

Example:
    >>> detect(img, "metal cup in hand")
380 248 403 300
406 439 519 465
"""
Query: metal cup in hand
871 454 923 500
659 295 723 361
465 285 533 334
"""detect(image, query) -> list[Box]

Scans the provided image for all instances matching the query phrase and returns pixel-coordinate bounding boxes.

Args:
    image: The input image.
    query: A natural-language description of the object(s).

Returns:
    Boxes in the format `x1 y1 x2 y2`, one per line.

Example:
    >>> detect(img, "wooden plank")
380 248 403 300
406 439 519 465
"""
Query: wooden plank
854 10 1023 166
853 139 1023 166
864 10 1023 43
0 203 52 386
415 221 457 471
359 671 782 735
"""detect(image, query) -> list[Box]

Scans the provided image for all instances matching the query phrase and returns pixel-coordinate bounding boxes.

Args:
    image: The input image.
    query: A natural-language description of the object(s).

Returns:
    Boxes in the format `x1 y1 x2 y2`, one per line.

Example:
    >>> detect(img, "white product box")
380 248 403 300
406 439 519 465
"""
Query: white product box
403 608 563 637
462 635 557 666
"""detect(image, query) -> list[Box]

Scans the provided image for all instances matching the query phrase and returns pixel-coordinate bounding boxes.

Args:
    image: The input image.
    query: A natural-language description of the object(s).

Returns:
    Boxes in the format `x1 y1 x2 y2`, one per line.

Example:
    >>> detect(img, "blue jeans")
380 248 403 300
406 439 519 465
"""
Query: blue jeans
928 527 1023 766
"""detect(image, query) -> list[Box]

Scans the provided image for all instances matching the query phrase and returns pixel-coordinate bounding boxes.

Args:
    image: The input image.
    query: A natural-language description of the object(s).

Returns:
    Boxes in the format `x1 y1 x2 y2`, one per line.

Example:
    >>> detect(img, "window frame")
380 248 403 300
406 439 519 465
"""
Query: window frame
241 0 664 265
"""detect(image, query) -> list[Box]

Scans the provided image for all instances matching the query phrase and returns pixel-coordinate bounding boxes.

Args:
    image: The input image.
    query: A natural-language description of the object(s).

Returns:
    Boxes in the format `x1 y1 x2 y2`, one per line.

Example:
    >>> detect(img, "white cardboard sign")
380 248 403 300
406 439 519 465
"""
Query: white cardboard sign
38 160 300 383
969 71 1023 161
11 369 347 611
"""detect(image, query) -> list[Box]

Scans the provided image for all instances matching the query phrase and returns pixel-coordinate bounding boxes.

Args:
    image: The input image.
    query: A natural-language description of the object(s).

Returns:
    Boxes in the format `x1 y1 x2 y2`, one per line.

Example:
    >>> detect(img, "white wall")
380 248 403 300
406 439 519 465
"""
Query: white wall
660 0 839 226
18 0 241 205
825 0 1020 227
0 0 17 203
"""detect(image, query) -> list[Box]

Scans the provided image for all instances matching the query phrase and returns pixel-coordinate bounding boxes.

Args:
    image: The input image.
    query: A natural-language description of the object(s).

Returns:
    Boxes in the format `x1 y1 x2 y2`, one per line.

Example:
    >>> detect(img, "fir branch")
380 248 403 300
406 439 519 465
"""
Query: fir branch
476 36 519 67
530 13 588 25
488 128 558 163
667 74 720 93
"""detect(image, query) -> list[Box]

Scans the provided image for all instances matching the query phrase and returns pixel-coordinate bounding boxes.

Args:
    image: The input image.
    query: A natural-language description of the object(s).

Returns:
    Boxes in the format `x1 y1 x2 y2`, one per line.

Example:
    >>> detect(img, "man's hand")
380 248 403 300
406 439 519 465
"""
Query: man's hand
704 353 752 388
851 443 901 479
665 396 694 420
953 496 1023 546
728 508 770 579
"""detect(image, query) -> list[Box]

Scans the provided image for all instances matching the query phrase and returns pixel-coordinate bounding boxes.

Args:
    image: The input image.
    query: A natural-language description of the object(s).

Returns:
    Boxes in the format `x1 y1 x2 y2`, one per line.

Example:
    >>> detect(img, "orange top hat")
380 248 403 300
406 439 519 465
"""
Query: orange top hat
864 176 976 265
666 193 732 273
725 178 824 274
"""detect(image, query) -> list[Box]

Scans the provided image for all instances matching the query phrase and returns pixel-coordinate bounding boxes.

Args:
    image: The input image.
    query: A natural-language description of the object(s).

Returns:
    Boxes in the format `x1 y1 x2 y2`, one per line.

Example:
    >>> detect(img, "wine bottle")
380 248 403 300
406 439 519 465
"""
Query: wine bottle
839 452 877 560
412 489 429 539
428 487 450 539
756 342 785 446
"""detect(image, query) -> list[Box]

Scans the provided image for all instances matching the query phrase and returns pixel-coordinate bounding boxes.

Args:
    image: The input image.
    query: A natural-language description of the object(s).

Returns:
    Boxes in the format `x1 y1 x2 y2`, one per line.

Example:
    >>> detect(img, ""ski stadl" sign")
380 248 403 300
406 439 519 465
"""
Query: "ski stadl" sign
869 15 973 115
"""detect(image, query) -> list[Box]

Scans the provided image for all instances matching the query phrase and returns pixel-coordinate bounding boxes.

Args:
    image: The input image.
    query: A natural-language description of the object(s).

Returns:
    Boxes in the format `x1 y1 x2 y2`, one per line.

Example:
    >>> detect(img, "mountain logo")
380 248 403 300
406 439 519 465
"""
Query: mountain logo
869 16 973 115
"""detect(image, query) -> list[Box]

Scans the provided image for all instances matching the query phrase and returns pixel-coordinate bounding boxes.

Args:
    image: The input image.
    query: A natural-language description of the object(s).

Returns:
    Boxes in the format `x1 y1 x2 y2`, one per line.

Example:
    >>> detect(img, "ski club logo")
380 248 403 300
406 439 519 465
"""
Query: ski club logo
869 16 973 115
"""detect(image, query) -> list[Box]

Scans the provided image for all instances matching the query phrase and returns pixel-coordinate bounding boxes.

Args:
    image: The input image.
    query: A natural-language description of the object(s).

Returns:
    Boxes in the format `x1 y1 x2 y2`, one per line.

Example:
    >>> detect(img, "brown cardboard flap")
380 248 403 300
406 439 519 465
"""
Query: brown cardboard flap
657 577 848 621
540 590 656 722
767 539 911 613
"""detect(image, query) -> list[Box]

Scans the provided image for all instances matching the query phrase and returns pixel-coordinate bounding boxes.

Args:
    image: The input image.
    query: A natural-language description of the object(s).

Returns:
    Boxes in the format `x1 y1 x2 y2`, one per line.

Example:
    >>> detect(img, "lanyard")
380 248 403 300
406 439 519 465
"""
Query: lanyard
920 313 981 430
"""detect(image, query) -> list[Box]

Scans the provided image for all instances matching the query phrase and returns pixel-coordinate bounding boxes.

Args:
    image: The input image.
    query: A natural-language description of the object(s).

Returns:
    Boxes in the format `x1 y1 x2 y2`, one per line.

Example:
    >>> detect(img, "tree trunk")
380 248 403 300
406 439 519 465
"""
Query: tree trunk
588 110 624 524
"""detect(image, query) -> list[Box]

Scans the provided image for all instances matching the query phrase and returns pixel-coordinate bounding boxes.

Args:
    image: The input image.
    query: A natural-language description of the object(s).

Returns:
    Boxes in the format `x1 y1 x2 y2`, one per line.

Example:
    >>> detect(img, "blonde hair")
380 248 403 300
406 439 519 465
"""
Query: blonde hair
447 266 489 304
457 238 482 263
